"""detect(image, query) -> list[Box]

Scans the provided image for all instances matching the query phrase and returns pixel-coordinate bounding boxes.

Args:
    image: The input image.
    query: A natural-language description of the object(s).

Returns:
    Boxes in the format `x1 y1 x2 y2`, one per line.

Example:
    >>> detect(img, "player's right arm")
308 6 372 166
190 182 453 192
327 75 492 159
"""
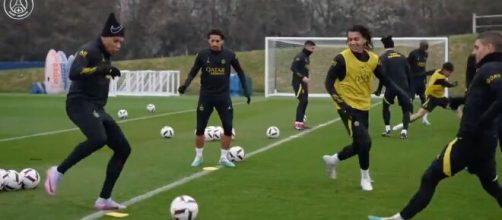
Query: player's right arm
178 53 203 94
325 55 349 108
69 48 101 80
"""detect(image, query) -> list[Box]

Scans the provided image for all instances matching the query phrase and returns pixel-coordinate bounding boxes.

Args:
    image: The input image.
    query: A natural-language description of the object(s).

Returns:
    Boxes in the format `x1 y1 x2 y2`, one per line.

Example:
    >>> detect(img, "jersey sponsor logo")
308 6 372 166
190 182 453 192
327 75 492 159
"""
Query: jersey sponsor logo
387 52 402 58
486 73 501 84
3 0 34 20
205 67 225 75
417 61 426 67
110 25 123 34
79 50 88 58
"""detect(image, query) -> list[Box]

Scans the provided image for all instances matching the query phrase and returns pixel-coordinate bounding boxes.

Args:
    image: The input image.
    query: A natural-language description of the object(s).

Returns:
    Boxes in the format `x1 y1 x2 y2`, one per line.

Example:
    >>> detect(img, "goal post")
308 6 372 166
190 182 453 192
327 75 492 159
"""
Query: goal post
264 37 449 98
109 70 180 97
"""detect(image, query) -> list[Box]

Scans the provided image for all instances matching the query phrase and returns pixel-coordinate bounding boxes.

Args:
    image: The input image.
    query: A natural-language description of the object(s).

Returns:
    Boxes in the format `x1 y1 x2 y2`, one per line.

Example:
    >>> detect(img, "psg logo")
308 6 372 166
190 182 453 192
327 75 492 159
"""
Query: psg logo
3 0 34 20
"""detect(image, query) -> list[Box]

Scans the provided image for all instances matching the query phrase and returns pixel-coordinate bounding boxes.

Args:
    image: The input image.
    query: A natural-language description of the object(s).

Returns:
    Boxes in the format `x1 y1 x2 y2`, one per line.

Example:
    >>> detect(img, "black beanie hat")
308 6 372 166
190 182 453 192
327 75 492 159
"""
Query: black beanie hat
101 13 125 37
381 35 394 48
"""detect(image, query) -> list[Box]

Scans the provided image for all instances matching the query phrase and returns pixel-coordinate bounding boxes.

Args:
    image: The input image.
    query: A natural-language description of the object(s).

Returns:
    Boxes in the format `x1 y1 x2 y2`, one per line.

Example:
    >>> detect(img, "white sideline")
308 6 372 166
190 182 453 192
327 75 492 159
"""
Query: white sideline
80 102 381 220
0 100 256 143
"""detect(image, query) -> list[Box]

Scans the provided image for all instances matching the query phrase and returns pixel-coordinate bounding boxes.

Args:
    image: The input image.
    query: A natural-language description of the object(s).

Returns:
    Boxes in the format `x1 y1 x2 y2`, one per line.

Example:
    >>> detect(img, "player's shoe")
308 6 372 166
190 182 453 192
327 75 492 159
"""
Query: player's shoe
44 166 62 196
191 156 203 167
400 130 408 139
392 123 404 131
322 155 337 179
368 216 384 220
294 122 305 130
361 177 373 191
381 129 391 137
368 214 404 220
218 157 236 168
95 198 127 210
422 117 431 125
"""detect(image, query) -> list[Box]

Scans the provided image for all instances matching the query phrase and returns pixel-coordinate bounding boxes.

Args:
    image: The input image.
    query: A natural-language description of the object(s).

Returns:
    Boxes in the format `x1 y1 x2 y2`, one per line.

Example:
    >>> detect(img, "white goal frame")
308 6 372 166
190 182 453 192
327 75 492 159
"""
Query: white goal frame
264 37 449 98
109 70 180 97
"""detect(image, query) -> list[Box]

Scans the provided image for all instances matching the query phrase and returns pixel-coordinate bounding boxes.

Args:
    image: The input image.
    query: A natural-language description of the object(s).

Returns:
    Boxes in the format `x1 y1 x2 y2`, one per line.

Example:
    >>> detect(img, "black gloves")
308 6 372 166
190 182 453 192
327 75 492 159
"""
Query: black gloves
178 85 187 94
96 63 121 79
246 95 251 104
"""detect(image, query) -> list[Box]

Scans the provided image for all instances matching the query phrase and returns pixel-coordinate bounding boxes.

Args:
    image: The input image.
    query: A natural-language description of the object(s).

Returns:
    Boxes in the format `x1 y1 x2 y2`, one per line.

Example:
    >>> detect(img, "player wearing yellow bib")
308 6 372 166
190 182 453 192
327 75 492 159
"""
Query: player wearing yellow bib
392 63 458 131
322 25 411 191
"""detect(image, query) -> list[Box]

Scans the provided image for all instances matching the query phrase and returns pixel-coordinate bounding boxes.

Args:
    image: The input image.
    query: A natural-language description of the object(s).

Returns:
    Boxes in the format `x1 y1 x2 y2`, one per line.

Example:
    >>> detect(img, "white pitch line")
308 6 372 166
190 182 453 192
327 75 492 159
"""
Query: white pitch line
80 102 381 220
0 100 257 143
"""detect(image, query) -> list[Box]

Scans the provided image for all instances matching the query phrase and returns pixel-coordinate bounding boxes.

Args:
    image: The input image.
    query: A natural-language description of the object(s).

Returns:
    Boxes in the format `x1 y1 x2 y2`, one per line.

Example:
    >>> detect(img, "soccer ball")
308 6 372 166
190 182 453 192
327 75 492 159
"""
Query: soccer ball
212 126 223 141
161 126 174 138
266 126 280 138
117 109 128 120
2 170 22 191
20 168 40 189
170 195 199 220
0 169 6 190
228 146 245 162
204 126 215 141
146 104 156 113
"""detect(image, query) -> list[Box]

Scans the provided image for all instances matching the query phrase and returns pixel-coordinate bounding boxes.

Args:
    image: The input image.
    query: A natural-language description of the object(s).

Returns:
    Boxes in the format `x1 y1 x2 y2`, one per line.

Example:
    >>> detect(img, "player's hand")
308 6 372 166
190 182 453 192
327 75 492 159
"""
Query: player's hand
96 63 112 75
178 85 187 94
452 81 459 87
302 77 310 84
107 67 121 79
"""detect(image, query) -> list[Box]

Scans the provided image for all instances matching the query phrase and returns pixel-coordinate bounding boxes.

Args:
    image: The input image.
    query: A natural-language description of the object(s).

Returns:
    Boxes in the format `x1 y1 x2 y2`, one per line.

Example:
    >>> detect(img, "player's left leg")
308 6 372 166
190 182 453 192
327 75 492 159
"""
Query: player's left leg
397 94 412 139
94 112 131 210
191 98 214 167
369 138 469 219
215 97 235 167
352 111 373 191
382 91 395 137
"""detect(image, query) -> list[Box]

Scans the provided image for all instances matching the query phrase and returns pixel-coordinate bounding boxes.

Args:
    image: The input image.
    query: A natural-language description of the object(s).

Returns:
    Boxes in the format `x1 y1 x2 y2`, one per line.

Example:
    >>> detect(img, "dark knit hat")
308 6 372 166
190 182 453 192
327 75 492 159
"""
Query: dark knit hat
101 13 125 37
381 35 394 48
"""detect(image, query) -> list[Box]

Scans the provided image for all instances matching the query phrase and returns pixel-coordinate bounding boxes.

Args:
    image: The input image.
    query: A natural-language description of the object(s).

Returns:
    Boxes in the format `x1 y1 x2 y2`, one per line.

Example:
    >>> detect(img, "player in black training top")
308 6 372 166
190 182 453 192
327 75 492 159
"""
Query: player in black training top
291 40 315 130
369 31 502 220
178 29 251 168
408 41 432 125
375 36 413 139
44 13 130 210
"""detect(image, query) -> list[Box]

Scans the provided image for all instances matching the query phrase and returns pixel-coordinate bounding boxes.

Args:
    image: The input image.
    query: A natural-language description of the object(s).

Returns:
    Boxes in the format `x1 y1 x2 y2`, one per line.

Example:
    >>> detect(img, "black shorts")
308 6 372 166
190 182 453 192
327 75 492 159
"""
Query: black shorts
431 134 498 178
412 78 426 96
337 108 369 136
383 89 409 106
292 81 308 100
422 96 449 112
196 95 233 135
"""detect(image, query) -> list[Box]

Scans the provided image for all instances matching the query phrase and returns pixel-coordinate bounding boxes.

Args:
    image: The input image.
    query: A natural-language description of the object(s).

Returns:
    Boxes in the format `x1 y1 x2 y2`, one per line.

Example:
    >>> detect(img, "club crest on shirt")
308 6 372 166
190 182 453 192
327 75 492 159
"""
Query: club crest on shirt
221 59 226 64
354 121 360 127
199 105 204 111
206 57 210 64
79 50 88 58
93 110 100 118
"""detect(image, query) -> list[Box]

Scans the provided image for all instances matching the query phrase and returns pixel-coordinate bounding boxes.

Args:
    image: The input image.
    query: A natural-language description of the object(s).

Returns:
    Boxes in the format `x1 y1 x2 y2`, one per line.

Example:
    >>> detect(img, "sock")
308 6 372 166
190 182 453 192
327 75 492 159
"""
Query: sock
195 148 204 157
331 153 340 164
385 125 391 131
361 169 370 179
391 213 404 220
220 149 229 159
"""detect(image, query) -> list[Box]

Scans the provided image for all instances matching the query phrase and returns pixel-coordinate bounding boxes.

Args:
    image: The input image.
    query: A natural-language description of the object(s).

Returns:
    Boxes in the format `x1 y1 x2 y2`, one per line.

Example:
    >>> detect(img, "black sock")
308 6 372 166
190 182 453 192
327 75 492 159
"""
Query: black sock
383 103 391 126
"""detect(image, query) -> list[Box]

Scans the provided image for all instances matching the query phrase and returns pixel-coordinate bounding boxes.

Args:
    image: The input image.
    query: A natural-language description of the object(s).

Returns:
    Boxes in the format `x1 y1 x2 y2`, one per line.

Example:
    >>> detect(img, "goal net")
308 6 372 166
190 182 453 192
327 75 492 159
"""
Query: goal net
109 70 180 96
264 37 449 97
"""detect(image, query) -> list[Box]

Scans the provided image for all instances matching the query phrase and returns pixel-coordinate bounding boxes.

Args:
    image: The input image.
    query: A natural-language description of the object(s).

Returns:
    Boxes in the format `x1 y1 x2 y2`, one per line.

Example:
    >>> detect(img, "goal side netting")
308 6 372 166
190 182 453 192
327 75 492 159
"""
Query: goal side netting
264 37 449 98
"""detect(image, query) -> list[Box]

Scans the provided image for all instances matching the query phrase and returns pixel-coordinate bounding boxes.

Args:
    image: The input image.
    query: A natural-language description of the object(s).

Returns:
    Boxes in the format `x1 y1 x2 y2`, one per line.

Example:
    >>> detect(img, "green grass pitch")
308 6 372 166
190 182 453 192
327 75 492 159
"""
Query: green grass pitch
0 94 500 220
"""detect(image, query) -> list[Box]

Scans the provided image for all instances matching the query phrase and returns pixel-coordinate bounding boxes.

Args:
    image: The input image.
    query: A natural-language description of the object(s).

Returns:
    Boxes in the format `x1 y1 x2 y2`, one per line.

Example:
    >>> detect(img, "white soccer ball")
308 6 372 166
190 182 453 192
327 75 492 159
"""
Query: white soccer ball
204 126 215 141
161 126 174 138
170 195 199 220
0 169 6 190
20 168 40 189
228 146 245 162
2 170 22 191
146 104 156 113
212 126 224 141
117 109 128 120
266 126 280 138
